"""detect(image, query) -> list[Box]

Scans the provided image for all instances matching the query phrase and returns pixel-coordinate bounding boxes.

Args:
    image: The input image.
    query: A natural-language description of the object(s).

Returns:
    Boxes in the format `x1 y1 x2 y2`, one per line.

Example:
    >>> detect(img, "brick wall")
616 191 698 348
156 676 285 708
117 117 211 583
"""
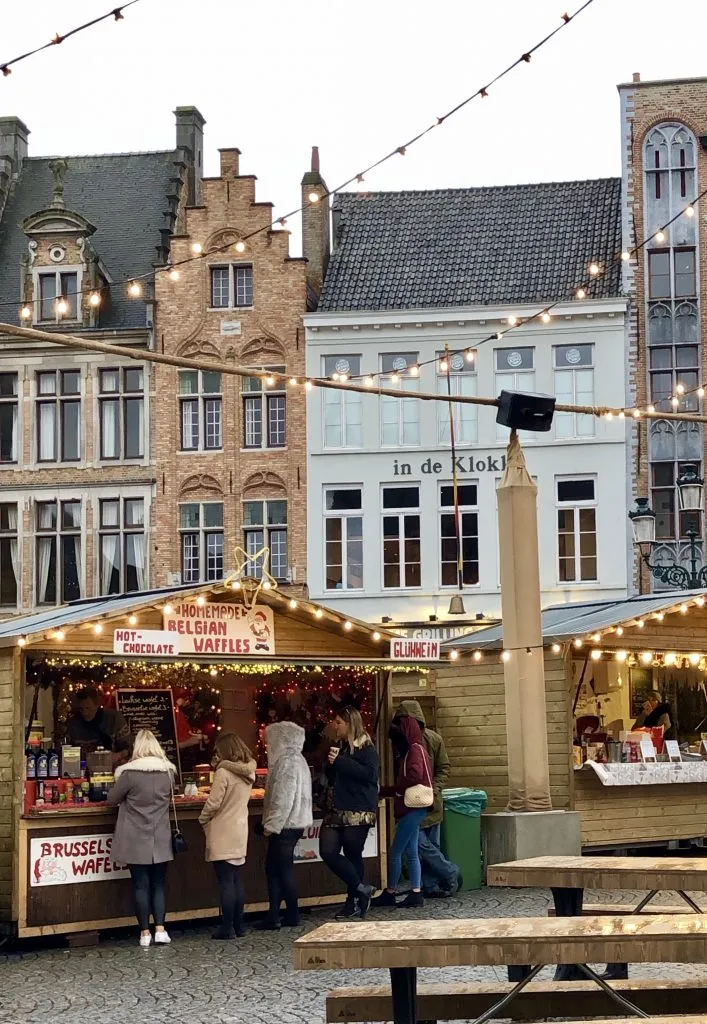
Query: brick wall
0 649 21 921
620 76 707 590
152 149 309 587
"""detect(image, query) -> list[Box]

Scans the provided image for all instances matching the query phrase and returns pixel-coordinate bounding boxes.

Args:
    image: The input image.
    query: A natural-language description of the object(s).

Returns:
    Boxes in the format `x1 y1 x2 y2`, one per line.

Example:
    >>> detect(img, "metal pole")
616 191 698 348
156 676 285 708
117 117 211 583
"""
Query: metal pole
444 344 464 595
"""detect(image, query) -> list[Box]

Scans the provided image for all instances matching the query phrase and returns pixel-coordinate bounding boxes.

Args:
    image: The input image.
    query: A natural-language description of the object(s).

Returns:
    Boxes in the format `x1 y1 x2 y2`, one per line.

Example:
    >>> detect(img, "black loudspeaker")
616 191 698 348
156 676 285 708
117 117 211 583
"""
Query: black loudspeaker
496 390 556 432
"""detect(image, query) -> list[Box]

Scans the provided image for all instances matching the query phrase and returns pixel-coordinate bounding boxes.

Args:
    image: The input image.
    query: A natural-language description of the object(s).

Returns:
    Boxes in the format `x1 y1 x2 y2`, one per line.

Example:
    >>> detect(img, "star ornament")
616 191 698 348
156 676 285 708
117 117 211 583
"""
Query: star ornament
225 545 278 608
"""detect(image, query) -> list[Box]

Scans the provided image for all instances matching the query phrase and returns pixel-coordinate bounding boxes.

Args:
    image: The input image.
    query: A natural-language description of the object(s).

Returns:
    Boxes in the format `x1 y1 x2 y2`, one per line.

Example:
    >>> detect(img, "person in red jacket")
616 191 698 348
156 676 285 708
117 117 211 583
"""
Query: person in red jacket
372 715 432 909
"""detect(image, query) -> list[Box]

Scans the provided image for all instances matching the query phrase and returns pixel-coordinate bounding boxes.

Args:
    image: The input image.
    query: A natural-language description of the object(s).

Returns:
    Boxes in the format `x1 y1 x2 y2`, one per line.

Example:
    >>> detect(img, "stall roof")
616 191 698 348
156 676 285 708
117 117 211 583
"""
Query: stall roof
0 582 396 651
444 591 707 650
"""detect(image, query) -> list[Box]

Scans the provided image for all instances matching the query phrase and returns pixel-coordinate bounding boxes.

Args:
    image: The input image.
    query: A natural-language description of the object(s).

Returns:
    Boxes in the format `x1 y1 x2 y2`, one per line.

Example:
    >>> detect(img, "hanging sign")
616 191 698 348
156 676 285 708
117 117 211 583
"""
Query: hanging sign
30 834 129 887
164 601 275 655
389 637 440 661
113 629 182 657
116 688 180 771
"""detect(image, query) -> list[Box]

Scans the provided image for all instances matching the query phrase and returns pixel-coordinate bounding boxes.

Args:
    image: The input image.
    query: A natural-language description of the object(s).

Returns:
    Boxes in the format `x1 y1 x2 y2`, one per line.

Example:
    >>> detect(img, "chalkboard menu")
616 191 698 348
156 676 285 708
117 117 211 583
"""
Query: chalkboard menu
116 688 181 776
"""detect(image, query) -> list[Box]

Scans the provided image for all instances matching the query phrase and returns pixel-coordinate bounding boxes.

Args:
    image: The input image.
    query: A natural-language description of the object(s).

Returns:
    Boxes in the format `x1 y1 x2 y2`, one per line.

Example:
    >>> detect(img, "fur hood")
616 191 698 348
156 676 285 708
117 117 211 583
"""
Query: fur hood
216 759 256 783
114 755 176 779
265 721 305 766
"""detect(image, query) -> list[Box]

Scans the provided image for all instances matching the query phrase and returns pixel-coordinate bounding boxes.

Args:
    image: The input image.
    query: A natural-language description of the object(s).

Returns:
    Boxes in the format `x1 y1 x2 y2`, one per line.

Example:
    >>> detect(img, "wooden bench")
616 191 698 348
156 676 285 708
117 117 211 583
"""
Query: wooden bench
548 903 686 916
326 978 707 1022
295 914 707 1024
487 855 707 897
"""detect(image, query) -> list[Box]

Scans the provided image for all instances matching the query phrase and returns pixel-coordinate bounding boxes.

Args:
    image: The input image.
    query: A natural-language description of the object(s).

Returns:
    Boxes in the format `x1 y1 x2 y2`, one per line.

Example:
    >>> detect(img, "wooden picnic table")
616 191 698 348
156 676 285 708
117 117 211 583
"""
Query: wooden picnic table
294 913 707 1024
487 855 707 980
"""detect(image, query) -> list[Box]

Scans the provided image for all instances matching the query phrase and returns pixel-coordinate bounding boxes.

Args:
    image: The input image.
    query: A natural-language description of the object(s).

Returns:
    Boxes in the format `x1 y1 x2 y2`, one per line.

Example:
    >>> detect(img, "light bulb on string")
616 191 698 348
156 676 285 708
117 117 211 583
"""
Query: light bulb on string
196 595 206 607
93 623 103 635
289 377 298 387
576 288 586 299
308 192 320 204
699 388 705 399
128 615 138 626
541 312 551 324
265 375 275 387
552 643 561 654
655 230 666 243
685 205 695 218
647 405 655 414
364 376 374 388
588 262 600 276
465 350 475 363
449 650 459 661
128 281 142 298
507 315 518 326
633 409 641 418
235 241 246 253
696 597 706 607
191 242 202 254
168 269 180 281
409 365 419 377
615 650 627 662
473 650 483 661
89 291 101 307
56 298 68 316
305 381 313 391
372 631 381 641
501 650 511 663
591 633 601 643
439 360 449 372
573 638 583 648
616 626 624 636
689 653 701 666
590 649 602 661
640 651 653 665
289 599 297 609
680 603 689 614
621 250 631 261
671 397 680 408
20 305 31 320
677 384 685 395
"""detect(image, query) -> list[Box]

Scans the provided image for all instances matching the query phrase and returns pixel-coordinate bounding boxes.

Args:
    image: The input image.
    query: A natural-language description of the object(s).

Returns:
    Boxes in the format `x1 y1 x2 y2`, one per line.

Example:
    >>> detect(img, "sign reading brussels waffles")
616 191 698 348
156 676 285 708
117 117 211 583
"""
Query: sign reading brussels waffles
164 601 275 656
30 834 129 887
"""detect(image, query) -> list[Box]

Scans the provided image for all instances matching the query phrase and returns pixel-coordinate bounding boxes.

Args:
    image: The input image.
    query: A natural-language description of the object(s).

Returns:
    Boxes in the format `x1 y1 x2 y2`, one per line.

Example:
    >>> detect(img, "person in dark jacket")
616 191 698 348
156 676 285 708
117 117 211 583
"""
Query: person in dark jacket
373 715 432 909
393 700 461 897
319 706 379 919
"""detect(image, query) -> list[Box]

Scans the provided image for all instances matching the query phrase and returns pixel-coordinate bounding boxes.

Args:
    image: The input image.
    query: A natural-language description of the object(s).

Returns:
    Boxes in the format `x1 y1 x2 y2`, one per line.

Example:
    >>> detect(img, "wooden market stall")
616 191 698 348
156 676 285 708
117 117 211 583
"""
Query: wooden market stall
0 582 405 939
434 590 707 851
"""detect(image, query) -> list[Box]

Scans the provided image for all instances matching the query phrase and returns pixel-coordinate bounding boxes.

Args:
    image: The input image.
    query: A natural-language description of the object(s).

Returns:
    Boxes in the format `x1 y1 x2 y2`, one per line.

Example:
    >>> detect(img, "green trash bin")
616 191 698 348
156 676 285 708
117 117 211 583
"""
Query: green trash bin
440 788 487 891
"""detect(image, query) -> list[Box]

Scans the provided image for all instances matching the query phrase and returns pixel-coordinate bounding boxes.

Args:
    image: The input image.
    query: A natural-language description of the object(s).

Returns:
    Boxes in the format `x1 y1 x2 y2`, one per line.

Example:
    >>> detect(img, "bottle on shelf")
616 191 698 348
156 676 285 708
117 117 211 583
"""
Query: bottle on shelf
25 744 36 780
48 742 60 779
36 742 49 780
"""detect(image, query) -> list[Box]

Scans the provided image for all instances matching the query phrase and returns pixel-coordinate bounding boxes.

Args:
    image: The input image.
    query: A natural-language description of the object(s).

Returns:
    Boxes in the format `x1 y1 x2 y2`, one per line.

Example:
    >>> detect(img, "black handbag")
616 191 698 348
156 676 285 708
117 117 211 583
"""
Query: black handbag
170 777 188 855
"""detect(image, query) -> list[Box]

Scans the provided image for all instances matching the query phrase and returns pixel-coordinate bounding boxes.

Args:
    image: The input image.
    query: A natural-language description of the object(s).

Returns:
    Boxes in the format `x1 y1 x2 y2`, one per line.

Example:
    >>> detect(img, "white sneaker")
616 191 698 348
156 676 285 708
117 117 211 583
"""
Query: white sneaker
139 933 152 947
154 930 171 945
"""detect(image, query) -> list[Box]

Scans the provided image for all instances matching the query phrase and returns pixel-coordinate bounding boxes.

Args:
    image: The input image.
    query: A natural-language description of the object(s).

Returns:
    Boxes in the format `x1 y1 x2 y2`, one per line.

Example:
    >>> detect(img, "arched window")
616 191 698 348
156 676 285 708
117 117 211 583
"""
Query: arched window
649 420 703 542
644 123 697 247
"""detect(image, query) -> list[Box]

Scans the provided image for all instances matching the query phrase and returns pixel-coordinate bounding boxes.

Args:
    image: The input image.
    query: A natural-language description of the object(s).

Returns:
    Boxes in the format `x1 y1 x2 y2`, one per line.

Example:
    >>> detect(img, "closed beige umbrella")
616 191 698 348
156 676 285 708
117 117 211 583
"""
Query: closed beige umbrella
497 430 552 811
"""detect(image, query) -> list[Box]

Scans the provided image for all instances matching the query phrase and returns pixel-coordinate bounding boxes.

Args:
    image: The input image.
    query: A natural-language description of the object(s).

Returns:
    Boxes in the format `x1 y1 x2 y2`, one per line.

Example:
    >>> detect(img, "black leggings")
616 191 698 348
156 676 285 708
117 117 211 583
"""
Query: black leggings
265 829 303 923
129 862 167 930
212 861 245 934
319 824 370 898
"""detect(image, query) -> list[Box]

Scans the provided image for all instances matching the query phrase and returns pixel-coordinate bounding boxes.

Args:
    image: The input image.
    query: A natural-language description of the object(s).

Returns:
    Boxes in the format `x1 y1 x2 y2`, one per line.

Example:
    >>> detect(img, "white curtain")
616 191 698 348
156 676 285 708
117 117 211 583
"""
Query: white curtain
7 505 18 590
74 536 82 595
132 533 146 591
101 534 119 594
10 405 17 462
101 400 118 458
37 537 52 603
39 405 56 461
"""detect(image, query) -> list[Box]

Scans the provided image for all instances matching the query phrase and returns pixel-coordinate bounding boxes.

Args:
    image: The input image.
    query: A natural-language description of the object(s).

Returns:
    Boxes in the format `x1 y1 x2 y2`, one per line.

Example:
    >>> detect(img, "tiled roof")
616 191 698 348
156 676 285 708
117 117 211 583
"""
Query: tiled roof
319 178 622 312
0 151 180 330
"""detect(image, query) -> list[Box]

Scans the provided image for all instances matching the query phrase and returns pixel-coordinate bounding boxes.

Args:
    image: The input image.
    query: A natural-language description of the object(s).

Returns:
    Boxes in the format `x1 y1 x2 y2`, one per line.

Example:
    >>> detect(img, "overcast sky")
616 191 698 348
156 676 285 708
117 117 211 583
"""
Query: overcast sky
1 0 705 254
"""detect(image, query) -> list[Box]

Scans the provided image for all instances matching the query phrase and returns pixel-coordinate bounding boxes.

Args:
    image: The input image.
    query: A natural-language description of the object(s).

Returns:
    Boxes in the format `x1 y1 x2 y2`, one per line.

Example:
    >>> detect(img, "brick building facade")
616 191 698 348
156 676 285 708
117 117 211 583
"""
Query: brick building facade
151 144 329 590
0 109 203 614
619 75 707 588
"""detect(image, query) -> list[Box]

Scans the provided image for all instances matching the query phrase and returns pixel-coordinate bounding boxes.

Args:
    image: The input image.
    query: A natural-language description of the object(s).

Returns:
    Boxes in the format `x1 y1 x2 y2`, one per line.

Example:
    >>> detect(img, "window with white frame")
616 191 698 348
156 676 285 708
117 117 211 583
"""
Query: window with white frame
437 351 477 445
324 488 363 591
243 499 288 581
242 369 286 448
179 371 222 451
439 483 479 587
495 348 535 440
99 497 146 595
36 499 82 604
553 345 595 438
0 503 18 607
380 353 420 447
180 503 224 584
0 373 18 464
322 355 363 449
556 479 597 583
209 265 253 308
36 370 81 463
99 367 145 460
37 270 79 322
382 485 421 589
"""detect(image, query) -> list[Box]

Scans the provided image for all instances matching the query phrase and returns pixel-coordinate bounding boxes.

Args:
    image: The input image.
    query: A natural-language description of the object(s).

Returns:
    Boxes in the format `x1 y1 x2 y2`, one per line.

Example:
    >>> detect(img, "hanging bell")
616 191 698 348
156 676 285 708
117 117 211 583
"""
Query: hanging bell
448 593 466 616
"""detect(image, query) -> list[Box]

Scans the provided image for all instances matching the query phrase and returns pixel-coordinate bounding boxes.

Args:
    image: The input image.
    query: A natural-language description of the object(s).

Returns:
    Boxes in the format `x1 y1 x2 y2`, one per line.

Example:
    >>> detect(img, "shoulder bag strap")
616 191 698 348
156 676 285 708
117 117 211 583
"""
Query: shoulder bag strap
167 763 180 831
415 743 433 788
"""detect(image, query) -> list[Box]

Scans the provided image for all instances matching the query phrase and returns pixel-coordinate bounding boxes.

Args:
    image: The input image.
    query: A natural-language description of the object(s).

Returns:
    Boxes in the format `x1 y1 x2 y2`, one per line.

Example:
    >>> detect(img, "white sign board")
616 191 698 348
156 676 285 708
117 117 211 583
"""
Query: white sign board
640 738 657 762
665 740 682 763
389 637 440 662
113 629 182 657
220 320 242 336
294 820 378 863
30 834 129 887
164 601 275 655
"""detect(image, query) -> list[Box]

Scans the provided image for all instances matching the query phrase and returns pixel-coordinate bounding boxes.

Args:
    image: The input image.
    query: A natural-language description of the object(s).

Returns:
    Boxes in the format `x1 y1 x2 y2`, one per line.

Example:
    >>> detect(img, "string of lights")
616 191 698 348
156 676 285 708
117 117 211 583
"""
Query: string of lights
0 1 141 78
3 1 597 324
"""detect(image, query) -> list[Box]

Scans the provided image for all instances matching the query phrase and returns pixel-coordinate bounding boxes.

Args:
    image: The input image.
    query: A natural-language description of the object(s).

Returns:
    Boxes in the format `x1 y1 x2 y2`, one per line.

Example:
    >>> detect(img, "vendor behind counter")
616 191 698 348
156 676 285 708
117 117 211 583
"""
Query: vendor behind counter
66 687 131 758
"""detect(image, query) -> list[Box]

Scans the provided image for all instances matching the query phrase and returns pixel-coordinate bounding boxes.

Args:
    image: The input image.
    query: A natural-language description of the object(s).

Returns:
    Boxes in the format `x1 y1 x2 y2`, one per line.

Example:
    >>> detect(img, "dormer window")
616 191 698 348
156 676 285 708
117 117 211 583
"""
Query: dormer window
37 270 79 322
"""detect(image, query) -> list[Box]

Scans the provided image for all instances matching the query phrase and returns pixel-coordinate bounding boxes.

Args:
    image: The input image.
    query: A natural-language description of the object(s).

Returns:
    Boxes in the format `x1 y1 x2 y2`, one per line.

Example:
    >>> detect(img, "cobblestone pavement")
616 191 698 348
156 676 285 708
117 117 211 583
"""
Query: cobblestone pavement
1 887 706 1024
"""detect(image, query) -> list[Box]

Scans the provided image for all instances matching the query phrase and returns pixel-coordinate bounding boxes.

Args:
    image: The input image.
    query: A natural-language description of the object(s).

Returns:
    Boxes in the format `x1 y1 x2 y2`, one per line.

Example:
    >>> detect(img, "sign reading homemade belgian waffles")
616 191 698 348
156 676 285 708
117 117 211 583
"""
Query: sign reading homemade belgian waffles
163 601 275 656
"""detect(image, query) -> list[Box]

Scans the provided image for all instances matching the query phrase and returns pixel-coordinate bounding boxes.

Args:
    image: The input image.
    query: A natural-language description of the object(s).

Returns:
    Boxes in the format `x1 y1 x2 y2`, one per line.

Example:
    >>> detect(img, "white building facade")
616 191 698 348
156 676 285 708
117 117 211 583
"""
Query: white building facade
305 182 630 623
305 304 628 622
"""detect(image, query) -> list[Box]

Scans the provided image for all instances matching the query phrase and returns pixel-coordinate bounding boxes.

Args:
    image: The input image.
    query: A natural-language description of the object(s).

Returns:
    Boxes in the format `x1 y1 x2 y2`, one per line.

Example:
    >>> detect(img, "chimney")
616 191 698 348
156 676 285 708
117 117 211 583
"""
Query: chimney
301 146 330 306
0 116 29 175
632 72 641 83
174 106 206 205
219 148 241 178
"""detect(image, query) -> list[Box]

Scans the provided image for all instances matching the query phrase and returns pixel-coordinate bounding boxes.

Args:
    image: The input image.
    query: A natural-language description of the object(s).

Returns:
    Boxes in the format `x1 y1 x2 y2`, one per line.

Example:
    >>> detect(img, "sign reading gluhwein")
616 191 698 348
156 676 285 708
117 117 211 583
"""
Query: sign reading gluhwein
389 637 441 661
113 629 182 657
164 601 275 656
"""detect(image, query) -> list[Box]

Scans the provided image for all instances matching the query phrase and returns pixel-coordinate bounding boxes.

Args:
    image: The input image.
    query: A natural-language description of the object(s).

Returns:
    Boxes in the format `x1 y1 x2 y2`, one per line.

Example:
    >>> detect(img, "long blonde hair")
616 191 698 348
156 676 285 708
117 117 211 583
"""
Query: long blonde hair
336 706 372 751
131 729 168 761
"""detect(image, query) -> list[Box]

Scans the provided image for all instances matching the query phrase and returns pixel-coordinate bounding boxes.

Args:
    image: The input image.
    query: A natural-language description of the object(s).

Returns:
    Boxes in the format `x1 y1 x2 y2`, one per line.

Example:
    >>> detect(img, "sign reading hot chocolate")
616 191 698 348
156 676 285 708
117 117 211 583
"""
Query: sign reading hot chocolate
164 601 275 655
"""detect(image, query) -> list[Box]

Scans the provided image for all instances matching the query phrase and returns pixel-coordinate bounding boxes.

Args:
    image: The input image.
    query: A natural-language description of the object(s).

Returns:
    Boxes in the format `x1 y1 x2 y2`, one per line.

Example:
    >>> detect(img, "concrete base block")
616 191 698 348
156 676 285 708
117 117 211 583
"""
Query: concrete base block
481 810 582 873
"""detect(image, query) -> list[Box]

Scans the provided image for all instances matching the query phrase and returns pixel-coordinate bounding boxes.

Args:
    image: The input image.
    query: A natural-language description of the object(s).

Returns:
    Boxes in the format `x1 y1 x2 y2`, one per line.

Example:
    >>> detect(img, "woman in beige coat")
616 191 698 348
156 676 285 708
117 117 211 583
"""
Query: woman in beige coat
199 733 256 939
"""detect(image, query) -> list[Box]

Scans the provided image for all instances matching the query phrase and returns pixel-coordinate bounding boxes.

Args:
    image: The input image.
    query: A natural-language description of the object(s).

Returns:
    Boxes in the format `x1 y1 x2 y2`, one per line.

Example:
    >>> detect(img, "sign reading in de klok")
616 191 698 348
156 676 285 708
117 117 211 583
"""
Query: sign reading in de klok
392 454 507 477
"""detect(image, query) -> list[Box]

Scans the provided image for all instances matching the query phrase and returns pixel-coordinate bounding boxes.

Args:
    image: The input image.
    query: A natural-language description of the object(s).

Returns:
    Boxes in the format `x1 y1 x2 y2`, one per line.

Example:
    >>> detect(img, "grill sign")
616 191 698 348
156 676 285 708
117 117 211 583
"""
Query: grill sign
389 638 441 661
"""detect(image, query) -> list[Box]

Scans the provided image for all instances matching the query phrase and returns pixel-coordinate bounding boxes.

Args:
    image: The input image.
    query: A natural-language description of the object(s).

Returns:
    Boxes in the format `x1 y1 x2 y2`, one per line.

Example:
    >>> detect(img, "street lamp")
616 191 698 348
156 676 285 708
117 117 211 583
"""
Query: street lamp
629 464 707 589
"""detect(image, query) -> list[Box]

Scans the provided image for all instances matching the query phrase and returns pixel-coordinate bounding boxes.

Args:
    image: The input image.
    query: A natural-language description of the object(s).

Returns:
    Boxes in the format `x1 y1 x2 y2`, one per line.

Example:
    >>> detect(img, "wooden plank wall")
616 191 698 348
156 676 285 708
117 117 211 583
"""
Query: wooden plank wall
0 649 21 922
434 652 573 811
575 770 707 847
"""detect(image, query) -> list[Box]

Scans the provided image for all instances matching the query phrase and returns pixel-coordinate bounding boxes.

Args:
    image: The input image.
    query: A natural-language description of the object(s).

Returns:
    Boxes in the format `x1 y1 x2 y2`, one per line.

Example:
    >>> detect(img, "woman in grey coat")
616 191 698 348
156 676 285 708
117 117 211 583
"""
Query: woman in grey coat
107 730 176 947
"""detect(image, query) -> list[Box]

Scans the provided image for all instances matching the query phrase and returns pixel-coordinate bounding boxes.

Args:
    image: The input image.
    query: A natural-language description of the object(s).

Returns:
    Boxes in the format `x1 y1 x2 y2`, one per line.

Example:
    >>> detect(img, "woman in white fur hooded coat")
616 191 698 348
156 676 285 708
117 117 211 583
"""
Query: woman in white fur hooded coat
254 720 313 930
107 729 176 947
